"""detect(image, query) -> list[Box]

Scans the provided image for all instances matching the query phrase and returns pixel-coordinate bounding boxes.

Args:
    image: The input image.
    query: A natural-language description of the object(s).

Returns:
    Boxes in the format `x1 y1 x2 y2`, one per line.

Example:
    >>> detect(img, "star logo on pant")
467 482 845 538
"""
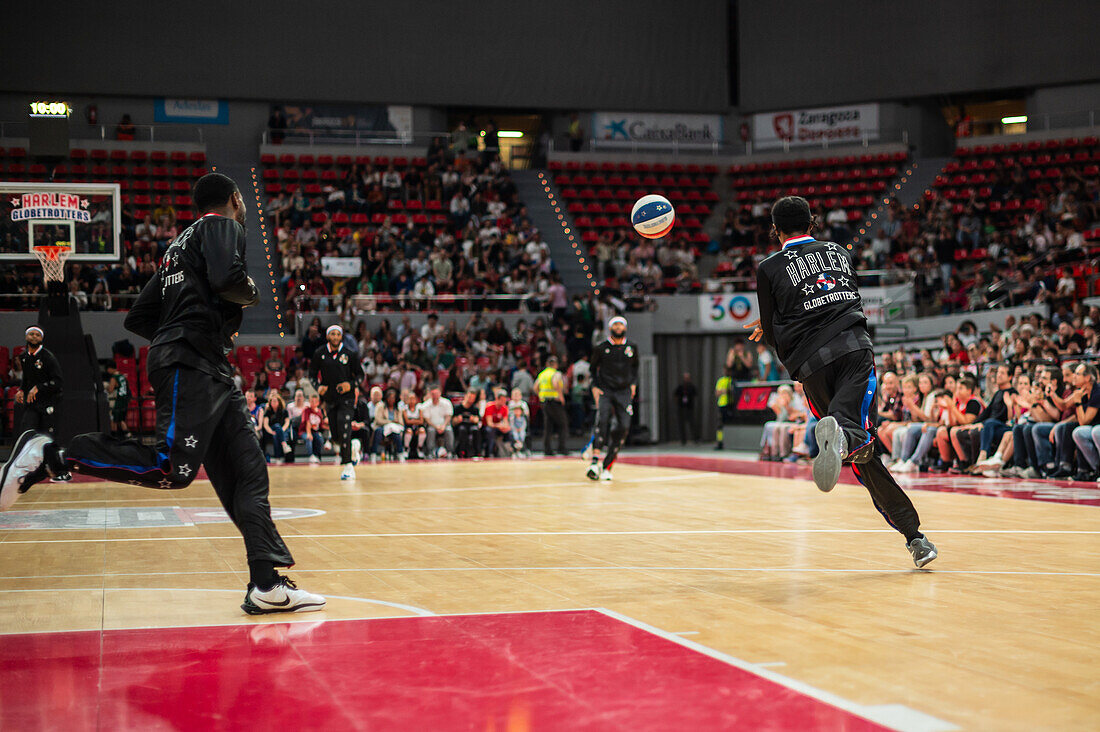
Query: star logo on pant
177 463 192 477
183 435 198 448
128 479 143 486
158 478 174 489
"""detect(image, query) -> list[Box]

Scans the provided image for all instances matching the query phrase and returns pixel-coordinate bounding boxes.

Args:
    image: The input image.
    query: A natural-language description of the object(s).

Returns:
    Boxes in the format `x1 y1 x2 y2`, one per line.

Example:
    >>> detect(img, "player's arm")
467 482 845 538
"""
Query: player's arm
753 266 776 348
629 344 639 397
341 354 364 394
124 275 163 341
589 347 603 396
204 219 259 306
309 350 326 394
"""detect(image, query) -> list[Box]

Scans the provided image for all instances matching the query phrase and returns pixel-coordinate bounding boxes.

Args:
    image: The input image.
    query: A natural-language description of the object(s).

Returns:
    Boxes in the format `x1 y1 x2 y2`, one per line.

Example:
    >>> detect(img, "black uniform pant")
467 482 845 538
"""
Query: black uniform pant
455 423 482 458
325 398 355 465
19 403 58 437
62 366 294 566
541 400 568 455
800 349 921 541
593 388 632 469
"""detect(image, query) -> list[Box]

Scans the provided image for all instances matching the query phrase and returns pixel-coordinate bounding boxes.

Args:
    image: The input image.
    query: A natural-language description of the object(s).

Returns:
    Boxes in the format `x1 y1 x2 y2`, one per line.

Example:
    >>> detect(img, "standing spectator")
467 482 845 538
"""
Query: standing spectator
714 366 734 450
115 114 136 141
535 355 569 456
268 105 287 144
568 113 584 152
674 372 697 444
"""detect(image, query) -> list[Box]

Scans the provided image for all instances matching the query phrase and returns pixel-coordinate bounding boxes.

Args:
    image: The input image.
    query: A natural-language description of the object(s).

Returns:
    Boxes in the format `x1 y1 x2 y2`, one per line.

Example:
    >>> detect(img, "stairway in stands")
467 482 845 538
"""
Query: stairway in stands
512 169 589 293
217 163 280 335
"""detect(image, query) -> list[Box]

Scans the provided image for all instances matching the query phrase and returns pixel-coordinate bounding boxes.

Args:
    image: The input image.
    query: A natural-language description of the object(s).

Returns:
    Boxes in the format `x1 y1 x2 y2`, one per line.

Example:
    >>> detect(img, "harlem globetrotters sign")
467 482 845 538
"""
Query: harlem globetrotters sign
10 192 92 222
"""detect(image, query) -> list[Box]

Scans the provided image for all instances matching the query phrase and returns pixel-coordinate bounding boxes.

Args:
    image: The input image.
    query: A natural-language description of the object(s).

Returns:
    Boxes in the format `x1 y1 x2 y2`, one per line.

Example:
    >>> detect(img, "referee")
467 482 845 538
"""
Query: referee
586 316 639 481
747 195 936 568
309 324 363 480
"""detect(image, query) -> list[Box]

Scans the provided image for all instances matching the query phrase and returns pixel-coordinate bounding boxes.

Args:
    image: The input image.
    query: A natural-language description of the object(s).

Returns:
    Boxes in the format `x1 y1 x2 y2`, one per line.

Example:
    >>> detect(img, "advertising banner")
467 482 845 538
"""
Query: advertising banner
698 293 760 331
752 104 878 150
154 99 228 125
593 111 723 147
281 104 413 139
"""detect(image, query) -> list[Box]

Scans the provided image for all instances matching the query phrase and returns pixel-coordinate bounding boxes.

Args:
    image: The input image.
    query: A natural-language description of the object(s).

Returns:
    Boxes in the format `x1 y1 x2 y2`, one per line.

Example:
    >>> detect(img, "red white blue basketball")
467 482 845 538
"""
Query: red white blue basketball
816 274 836 291
631 194 676 239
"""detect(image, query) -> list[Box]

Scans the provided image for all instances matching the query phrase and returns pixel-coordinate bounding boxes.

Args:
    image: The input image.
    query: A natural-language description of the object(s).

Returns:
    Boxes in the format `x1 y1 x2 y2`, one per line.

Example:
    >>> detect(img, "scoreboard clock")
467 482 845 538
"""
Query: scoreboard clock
28 99 71 157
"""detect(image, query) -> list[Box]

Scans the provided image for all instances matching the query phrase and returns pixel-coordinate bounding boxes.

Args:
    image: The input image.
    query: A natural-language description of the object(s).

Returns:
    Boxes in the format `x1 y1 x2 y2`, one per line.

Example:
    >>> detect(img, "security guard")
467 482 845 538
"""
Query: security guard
536 355 569 456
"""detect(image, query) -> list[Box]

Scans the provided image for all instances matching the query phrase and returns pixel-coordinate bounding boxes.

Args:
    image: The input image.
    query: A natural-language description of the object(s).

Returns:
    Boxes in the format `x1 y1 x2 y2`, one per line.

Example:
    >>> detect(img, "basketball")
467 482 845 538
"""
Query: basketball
631 194 676 239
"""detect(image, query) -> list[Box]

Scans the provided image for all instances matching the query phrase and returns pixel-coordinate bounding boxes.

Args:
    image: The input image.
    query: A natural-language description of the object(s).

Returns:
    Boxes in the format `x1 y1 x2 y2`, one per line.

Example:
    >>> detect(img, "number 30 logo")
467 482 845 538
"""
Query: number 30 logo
709 295 753 322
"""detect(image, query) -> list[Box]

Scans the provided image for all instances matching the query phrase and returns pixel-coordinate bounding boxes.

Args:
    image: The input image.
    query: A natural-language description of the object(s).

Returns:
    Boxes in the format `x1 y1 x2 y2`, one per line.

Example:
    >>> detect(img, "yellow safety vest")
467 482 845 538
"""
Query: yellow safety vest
537 367 562 401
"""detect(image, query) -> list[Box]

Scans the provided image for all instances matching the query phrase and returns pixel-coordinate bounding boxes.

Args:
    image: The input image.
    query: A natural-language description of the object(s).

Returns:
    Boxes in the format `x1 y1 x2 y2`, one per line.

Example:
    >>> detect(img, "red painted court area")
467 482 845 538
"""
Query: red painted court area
1 610 885 731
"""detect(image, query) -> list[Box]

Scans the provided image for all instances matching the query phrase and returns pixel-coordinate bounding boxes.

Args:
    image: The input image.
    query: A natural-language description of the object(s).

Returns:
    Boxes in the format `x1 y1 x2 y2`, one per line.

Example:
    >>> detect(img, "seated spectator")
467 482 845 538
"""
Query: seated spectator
1007 366 1063 478
350 386 381 464
932 374 983 473
452 389 483 458
372 388 405 460
483 388 512 457
300 393 327 463
399 389 428 459
262 390 293 463
964 365 1015 472
1061 364 1100 480
510 405 529 458
421 386 455 458
759 384 806 461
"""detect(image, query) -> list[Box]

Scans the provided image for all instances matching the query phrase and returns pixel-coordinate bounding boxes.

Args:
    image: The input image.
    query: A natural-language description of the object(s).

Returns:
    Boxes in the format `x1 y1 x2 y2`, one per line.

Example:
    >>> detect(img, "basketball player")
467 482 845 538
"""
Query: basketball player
747 196 936 568
586 316 639 481
0 173 326 612
14 326 71 482
309 324 363 480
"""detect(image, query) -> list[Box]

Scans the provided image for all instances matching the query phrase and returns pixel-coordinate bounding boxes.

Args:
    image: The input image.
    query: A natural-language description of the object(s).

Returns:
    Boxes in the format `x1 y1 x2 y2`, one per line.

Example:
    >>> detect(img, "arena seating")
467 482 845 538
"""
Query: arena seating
728 150 909 221
550 159 719 249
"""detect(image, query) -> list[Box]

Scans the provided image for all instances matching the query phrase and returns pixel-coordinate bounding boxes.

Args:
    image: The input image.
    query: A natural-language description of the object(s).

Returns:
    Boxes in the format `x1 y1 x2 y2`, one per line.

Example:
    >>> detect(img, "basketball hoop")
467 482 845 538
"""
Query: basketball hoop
32 245 73 283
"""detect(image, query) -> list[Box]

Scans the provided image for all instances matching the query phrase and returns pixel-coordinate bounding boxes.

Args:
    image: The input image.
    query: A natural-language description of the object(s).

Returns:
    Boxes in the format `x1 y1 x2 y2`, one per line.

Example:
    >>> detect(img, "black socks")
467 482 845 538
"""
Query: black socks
249 560 278 591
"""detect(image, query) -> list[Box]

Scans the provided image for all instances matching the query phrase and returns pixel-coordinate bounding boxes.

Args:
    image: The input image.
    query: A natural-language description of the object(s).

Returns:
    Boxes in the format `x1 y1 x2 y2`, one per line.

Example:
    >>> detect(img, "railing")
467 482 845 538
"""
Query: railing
559 127 911 158
262 128 452 148
338 293 543 314
0 292 141 309
0 120 204 144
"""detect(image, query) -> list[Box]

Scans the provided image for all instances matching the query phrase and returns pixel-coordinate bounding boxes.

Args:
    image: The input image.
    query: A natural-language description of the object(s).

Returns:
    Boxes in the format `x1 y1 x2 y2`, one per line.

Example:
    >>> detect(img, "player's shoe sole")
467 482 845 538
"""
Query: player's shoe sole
0 430 51 511
907 535 938 569
812 417 846 493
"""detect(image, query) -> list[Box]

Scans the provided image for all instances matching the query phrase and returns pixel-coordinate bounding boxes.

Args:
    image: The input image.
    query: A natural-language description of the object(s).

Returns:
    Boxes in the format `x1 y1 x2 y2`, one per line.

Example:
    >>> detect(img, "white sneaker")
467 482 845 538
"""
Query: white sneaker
370 454 379 464
586 462 600 481
0 431 52 511
323 441 332 451
340 463 355 481
398 452 407 463
892 460 913 473
308 455 320 464
242 576 326 615
351 439 362 465
437 447 448 459
600 469 613 482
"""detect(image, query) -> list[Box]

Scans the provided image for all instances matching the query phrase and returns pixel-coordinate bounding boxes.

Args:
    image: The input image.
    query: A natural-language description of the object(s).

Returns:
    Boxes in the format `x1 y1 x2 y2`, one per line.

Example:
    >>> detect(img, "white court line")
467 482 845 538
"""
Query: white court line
1 566 1097 579
4 528 1098 543
594 607 958 732
16 472 717 506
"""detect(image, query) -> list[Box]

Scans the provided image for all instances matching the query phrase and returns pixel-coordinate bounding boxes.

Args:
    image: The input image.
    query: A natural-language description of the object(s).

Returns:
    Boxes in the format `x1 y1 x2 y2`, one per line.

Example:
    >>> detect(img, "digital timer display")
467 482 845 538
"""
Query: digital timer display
29 101 71 118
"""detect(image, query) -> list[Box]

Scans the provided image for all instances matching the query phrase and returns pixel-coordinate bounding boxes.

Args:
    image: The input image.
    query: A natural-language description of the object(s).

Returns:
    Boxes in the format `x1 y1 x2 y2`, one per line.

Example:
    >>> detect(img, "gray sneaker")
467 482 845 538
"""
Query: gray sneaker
1019 467 1040 480
812 416 847 493
907 535 938 568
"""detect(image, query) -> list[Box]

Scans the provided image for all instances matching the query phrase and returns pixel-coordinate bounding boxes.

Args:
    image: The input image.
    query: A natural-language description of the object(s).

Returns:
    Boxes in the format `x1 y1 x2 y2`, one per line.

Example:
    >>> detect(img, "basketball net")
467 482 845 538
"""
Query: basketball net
32 245 73 283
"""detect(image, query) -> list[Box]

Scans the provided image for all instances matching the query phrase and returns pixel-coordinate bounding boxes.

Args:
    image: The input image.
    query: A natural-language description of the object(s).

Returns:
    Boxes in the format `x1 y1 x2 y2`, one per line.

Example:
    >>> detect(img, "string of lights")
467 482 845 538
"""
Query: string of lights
538 171 599 296
249 167 285 338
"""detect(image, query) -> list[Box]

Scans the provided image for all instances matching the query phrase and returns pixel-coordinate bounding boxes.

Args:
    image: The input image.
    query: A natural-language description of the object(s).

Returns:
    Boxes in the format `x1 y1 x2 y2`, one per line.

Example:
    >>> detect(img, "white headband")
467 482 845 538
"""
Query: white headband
608 317 627 329
25 327 43 337
326 325 343 335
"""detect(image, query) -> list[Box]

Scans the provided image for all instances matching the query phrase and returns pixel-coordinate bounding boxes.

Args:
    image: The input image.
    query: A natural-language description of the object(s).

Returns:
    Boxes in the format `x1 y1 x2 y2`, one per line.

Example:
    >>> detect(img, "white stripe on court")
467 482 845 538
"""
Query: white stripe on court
594 607 958 732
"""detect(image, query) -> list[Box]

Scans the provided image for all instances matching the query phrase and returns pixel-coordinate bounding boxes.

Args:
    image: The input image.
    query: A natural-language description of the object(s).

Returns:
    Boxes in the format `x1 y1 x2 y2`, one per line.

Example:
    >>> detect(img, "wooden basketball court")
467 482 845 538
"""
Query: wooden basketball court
0 454 1096 730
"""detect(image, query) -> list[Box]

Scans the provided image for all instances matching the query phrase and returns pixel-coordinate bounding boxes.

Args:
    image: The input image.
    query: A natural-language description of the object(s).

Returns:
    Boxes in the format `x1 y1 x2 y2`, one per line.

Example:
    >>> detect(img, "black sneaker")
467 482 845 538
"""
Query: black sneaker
907 536 938 568
585 461 601 481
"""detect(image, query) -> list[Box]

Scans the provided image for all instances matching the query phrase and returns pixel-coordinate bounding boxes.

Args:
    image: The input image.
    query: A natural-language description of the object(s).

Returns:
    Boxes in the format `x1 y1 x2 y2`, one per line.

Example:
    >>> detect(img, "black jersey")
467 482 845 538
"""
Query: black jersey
124 213 258 382
590 339 640 392
309 344 364 403
19 345 63 408
756 236 870 378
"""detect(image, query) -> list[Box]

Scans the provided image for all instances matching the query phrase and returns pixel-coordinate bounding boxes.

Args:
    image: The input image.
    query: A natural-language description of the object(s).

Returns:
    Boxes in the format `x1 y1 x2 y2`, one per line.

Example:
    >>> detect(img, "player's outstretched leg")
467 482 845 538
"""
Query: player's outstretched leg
812 416 847 493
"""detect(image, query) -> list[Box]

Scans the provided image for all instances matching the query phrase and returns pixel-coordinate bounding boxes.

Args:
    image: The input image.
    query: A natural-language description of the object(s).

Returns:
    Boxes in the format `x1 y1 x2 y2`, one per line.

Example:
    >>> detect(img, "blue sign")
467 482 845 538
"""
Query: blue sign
154 99 228 125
